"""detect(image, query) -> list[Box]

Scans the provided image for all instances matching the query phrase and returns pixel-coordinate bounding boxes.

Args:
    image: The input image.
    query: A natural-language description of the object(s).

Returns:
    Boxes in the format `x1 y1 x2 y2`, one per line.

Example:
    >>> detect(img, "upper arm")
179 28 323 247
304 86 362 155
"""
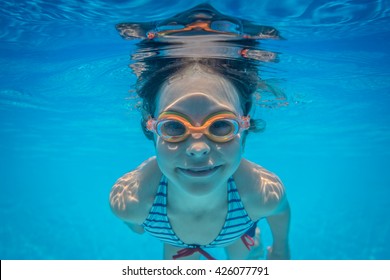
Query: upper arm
109 169 143 223
258 169 288 215
257 168 290 244
238 160 288 220
109 157 160 225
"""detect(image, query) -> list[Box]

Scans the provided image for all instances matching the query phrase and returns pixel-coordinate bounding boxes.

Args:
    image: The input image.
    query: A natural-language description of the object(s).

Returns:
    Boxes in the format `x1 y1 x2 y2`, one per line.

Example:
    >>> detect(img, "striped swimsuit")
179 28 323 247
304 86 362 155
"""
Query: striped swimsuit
142 175 257 259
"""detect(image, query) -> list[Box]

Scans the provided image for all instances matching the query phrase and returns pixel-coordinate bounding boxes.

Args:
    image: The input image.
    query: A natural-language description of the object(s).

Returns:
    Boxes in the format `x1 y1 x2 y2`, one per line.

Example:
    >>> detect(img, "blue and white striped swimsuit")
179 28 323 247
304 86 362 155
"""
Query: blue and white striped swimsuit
143 175 256 252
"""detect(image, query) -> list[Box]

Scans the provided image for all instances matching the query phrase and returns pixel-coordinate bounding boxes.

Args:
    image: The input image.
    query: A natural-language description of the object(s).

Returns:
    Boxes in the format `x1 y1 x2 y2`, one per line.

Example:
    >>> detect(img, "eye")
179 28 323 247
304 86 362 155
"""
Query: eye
209 120 236 136
160 120 186 136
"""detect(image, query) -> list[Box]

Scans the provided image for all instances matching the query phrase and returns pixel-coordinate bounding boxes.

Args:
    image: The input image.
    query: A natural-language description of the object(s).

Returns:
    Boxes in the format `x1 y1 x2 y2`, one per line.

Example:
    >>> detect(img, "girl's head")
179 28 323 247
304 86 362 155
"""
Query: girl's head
144 62 253 194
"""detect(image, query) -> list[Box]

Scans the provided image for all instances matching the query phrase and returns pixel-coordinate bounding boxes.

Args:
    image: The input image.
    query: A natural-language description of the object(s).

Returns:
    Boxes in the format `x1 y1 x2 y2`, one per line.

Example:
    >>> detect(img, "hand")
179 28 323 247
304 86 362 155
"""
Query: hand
266 246 290 260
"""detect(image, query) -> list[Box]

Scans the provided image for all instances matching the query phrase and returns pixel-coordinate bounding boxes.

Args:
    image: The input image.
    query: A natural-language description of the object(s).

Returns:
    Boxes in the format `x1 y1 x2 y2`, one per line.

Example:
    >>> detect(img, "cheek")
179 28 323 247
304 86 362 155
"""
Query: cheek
215 137 243 157
155 140 181 173
155 139 181 158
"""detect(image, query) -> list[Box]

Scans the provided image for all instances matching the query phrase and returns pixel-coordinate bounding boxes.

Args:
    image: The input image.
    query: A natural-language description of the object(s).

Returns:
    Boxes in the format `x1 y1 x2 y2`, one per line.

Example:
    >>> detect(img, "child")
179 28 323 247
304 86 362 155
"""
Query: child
109 57 290 260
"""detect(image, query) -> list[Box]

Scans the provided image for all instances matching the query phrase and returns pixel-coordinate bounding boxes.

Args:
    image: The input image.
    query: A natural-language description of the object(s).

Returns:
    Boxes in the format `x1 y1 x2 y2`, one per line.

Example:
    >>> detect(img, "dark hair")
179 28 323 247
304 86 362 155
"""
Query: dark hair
132 56 265 140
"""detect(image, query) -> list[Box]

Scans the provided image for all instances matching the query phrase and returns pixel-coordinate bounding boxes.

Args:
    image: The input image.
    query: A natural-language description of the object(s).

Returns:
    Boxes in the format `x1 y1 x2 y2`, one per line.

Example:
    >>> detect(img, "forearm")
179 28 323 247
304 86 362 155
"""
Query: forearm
266 201 291 259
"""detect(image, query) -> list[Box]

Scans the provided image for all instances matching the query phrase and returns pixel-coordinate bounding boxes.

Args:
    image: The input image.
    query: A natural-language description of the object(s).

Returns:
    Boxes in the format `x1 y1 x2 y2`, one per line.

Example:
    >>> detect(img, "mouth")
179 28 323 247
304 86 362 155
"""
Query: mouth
178 165 221 177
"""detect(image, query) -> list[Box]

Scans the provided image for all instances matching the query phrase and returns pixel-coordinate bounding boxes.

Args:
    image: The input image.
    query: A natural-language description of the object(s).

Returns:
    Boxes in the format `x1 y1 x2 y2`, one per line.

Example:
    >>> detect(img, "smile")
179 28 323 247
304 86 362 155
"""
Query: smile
178 165 221 177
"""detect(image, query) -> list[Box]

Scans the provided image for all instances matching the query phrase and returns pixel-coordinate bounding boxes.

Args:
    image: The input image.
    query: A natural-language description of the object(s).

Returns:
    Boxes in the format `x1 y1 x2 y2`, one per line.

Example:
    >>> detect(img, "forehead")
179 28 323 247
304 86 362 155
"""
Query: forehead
155 67 243 118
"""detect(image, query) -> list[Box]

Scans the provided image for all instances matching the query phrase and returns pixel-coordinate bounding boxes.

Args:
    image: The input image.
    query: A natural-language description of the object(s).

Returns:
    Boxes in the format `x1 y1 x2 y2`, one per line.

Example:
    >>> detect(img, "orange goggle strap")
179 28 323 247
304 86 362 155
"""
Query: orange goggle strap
146 111 250 142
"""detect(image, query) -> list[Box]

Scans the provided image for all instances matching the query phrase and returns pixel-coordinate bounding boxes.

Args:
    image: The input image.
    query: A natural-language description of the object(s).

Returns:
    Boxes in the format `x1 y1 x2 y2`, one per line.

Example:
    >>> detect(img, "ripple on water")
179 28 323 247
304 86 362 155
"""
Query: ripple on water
1 0 389 47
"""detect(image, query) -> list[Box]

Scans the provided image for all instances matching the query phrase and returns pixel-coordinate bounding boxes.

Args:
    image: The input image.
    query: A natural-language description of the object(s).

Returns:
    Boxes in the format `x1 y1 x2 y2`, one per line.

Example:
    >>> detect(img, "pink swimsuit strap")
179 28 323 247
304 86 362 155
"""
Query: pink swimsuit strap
173 247 216 260
241 234 255 250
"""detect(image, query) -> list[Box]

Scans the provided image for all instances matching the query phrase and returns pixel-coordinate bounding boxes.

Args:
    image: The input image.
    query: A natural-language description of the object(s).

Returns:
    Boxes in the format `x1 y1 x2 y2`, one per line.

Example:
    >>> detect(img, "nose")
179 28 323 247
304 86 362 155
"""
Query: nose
186 140 210 157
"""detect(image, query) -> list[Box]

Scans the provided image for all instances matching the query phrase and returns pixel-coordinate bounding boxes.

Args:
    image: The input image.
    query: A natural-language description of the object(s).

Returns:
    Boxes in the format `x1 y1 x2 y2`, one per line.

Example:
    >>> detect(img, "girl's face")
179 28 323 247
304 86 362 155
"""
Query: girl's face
153 67 246 195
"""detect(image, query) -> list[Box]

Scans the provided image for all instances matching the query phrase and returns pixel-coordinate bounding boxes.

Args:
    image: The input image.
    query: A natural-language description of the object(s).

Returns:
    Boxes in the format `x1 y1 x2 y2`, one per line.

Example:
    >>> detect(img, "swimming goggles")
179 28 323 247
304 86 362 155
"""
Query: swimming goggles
146 111 250 143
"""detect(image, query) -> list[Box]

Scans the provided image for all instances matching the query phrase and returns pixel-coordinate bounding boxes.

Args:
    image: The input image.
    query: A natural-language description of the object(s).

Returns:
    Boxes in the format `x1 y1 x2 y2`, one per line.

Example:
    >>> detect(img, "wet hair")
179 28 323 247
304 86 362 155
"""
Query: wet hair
134 56 265 141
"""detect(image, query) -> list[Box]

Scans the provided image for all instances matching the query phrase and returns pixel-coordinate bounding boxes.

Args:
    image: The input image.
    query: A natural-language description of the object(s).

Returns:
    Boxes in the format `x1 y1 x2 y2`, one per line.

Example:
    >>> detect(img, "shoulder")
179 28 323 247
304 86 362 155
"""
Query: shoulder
234 159 287 220
109 156 162 225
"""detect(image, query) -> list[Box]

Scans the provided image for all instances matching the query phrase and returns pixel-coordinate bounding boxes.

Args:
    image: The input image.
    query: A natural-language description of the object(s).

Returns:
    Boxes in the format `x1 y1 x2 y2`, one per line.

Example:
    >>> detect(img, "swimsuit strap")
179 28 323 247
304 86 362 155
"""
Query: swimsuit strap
241 234 255 250
173 246 216 260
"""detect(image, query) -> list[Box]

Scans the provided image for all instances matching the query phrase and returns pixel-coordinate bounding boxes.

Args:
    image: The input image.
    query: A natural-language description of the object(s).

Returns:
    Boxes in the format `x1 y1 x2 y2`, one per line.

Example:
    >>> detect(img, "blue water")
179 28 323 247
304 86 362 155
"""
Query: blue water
1 0 389 260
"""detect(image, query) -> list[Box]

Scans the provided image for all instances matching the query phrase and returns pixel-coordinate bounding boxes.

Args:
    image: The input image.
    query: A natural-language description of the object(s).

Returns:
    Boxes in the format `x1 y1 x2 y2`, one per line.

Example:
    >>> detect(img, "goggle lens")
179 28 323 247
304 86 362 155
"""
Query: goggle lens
209 119 237 137
159 120 187 137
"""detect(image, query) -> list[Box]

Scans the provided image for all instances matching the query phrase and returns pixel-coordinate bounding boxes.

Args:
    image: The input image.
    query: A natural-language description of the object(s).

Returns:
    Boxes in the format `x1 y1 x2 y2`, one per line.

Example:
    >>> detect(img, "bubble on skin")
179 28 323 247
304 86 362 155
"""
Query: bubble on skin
156 137 179 151
167 143 179 151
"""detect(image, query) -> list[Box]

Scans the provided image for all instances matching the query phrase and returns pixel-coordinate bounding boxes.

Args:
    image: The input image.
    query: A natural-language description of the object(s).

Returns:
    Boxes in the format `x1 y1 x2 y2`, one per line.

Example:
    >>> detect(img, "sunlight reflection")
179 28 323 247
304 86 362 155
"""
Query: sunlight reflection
253 167 285 204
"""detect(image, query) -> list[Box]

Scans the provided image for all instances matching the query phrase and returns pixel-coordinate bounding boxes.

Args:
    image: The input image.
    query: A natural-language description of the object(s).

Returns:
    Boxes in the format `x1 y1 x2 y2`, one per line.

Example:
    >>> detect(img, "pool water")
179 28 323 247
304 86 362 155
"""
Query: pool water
1 0 389 260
